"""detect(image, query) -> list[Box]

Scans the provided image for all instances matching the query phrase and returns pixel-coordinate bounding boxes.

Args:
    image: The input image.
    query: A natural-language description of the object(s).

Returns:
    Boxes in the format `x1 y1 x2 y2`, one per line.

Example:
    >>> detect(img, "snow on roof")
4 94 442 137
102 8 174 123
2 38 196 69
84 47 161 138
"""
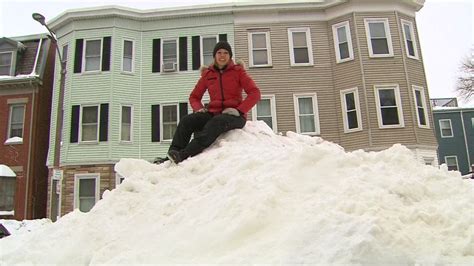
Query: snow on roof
0 121 472 264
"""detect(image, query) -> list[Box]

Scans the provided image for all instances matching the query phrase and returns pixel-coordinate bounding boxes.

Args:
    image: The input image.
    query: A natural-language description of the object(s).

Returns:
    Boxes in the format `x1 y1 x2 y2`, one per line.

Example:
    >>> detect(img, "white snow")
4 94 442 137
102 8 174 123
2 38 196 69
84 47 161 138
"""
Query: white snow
0 121 473 264
4 137 23 144
0 219 51 236
0 164 16 177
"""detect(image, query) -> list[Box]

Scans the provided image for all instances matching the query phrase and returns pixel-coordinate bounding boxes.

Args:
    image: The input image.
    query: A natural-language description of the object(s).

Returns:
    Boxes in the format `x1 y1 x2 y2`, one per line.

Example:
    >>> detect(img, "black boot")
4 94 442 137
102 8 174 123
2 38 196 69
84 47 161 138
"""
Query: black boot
167 150 188 164
153 157 169 164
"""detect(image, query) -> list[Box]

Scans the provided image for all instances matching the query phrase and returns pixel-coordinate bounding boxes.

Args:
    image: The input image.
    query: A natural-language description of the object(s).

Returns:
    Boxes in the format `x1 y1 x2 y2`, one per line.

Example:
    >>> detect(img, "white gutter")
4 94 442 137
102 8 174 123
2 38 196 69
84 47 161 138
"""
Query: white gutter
460 110 471 170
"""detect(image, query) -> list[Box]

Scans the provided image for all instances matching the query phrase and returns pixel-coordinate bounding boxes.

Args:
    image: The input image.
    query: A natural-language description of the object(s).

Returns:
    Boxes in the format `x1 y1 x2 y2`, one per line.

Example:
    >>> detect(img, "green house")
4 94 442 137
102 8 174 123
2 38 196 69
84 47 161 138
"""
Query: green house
433 106 474 175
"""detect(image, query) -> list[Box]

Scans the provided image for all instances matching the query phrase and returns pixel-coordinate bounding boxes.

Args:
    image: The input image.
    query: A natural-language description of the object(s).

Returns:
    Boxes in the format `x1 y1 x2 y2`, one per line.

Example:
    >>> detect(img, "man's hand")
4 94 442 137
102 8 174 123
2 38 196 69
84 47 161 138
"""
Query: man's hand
196 108 208 113
222 108 240 116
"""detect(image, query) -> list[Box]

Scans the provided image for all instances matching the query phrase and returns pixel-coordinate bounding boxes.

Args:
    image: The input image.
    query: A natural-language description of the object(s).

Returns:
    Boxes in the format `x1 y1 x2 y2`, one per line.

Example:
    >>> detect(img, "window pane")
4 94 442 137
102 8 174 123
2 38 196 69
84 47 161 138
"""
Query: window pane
253 50 268 65
415 90 422 107
0 176 15 211
407 40 415 56
85 40 101 71
83 107 98 123
257 99 271 116
371 39 389 54
123 58 132 72
298 98 314 115
379 89 396 106
252 34 267 49
82 125 98 141
337 26 347 43
294 48 309 63
418 108 426 125
121 106 131 141
345 93 355 110
79 179 96 197
347 110 358 129
381 108 399 125
11 106 25 123
121 124 131 141
124 41 133 57
203 37 217 53
403 24 412 41
369 22 386 38
292 32 307 47
0 53 12 75
163 40 177 63
10 105 24 138
300 115 315 132
163 106 177 123
446 157 458 171
62 45 68 63
339 42 349 59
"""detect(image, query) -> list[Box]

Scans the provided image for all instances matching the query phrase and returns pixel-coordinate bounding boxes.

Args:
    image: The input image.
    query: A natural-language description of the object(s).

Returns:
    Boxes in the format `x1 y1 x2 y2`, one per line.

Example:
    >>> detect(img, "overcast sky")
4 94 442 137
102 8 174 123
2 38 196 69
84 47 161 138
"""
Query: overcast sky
1 0 472 105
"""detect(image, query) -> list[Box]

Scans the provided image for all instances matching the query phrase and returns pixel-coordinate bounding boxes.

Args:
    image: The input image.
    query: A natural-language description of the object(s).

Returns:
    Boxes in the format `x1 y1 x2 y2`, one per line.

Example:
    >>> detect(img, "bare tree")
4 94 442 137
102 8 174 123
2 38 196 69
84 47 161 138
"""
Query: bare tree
456 55 473 101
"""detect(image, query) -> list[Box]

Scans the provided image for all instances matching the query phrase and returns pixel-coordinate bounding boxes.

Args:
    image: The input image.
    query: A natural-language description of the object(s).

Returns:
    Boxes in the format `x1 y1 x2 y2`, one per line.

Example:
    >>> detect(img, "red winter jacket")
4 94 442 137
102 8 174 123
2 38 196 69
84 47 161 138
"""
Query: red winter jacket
189 60 261 118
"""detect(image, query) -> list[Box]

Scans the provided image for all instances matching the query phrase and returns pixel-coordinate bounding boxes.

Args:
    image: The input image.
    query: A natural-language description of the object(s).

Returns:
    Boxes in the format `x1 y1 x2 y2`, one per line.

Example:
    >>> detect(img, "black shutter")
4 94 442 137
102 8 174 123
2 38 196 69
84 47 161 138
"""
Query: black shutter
102 37 111 71
99 103 109 141
179 37 188 71
151 105 160 142
192 36 200 70
219 34 227 42
179 102 188 120
152 39 161 73
70 105 80 143
73 39 83 73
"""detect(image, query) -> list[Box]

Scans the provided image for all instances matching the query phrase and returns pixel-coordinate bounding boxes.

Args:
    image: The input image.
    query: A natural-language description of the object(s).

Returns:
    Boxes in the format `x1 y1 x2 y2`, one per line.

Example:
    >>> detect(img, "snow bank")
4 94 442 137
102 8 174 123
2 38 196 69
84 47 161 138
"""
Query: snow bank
0 219 51 236
0 121 473 264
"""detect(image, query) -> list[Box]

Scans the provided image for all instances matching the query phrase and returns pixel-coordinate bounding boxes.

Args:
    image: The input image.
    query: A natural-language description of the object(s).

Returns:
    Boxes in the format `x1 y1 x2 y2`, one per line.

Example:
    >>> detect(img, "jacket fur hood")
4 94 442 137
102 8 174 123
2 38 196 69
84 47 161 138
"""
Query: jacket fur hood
200 59 246 76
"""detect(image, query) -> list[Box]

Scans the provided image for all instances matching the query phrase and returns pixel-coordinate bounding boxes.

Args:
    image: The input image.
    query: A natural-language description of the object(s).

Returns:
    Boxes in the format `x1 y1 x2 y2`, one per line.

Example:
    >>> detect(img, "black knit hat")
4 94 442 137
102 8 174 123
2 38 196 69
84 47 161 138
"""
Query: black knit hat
213 41 233 58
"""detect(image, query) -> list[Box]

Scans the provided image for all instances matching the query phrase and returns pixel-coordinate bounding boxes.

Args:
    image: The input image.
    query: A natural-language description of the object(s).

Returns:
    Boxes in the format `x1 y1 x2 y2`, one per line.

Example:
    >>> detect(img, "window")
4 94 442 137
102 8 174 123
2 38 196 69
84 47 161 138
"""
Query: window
471 117 474 129
332 21 354 63
444 156 459 171
439 119 453 138
80 105 99 142
84 39 102 72
413 86 429 128
364 18 393 57
374 85 404 128
115 173 125 187
0 52 13 76
74 174 99 213
161 104 178 141
122 40 134 72
162 39 178 72
8 104 25 138
401 19 418 59
249 31 272 67
201 36 217 66
288 28 313 66
61 44 68 65
0 176 15 212
294 94 319 134
120 105 132 142
252 95 277 132
340 88 362 132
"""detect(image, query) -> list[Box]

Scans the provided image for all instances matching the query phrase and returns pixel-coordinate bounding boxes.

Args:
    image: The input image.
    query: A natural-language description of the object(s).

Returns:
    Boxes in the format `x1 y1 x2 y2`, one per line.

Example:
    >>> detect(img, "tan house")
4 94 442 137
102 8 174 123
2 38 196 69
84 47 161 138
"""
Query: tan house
44 0 437 219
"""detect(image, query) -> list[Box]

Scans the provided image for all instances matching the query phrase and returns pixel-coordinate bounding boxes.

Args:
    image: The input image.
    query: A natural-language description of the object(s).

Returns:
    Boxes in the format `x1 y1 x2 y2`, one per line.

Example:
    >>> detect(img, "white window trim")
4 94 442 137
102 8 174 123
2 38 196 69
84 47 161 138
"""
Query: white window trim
293 93 320 135
82 38 103 73
374 84 405 128
439 119 453 138
49 176 62 220
412 85 430 129
160 38 179 73
160 103 180 142
200 35 218 67
332 21 354 63
248 31 272 67
7 104 25 140
73 173 100 211
119 104 133 143
340 87 362 133
444 156 459 171
400 19 419 60
79 104 100 143
364 18 394 58
115 172 125 187
288 27 314 66
252 95 278 133
0 51 15 76
121 39 135 73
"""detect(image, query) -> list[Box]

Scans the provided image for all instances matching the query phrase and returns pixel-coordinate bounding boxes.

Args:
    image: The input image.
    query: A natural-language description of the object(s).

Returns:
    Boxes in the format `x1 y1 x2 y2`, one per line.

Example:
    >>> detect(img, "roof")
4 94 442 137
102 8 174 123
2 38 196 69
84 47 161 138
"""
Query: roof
48 0 424 30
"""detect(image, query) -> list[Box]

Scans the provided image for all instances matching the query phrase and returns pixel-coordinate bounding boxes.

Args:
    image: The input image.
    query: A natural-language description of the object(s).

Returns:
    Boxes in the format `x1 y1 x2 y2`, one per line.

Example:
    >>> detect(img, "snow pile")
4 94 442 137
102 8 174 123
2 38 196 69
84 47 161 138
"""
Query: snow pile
0 121 473 264
0 219 51 236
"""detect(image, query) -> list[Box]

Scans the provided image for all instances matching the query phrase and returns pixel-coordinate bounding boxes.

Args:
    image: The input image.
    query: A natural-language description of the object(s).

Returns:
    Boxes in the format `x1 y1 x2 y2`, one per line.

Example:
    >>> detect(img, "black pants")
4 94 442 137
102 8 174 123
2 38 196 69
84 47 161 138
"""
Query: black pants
169 112 246 159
